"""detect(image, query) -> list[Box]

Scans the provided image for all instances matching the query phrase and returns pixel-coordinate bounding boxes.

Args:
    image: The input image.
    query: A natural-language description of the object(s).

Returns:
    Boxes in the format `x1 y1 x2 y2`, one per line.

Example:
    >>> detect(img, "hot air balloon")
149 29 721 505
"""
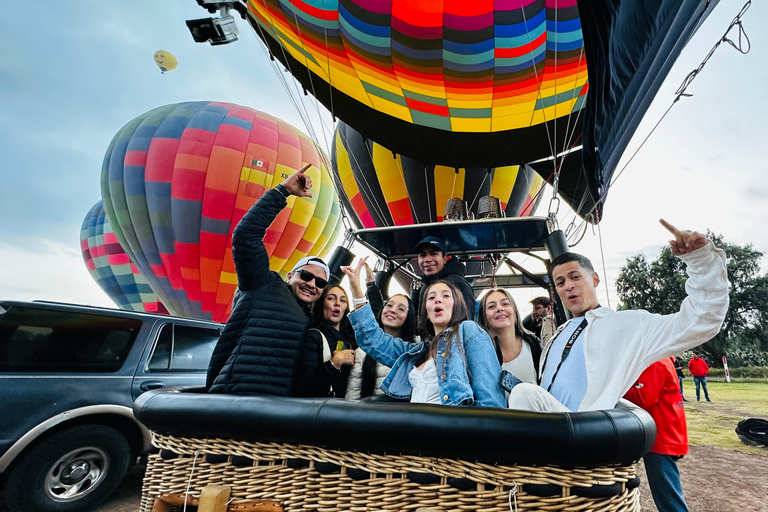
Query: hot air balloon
153 50 178 73
80 201 166 313
333 121 545 229
100 101 343 322
231 0 719 219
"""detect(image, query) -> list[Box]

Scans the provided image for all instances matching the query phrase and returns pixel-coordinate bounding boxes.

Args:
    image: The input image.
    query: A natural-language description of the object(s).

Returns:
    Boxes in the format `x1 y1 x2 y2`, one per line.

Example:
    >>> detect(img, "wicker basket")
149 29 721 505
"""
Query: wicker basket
139 433 640 512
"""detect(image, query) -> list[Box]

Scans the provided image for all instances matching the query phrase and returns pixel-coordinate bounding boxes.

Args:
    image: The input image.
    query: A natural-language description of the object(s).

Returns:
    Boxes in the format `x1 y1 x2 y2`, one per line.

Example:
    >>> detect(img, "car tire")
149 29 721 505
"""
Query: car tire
4 424 131 512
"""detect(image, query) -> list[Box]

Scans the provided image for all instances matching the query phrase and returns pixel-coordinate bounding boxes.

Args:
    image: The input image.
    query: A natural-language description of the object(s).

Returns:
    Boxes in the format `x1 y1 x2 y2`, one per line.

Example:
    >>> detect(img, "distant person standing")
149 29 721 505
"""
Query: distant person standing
522 296 551 339
687 352 711 402
624 358 690 512
672 356 688 401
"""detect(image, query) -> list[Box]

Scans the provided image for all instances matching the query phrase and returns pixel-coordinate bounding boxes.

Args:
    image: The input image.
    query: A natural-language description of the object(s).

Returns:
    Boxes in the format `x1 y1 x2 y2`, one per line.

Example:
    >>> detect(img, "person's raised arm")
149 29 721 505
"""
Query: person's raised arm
341 257 368 302
233 165 312 291
364 262 386 317
660 218 707 256
626 219 728 381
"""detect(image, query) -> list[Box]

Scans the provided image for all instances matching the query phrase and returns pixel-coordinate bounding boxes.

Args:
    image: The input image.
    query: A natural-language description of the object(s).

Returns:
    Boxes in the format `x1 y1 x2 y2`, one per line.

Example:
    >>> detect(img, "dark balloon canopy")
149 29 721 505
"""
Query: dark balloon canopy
242 0 719 220
332 121 545 229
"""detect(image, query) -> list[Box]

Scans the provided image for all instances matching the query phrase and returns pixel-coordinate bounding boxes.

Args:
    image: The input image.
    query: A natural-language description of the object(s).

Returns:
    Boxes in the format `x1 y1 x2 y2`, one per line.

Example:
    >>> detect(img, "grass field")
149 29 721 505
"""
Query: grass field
683 381 768 455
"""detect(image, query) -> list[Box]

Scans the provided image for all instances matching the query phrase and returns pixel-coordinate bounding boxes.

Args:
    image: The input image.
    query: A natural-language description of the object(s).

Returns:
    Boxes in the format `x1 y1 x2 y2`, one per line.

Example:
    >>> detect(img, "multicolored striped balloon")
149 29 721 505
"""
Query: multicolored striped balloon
100 101 342 322
245 0 587 169
332 121 545 228
80 201 165 313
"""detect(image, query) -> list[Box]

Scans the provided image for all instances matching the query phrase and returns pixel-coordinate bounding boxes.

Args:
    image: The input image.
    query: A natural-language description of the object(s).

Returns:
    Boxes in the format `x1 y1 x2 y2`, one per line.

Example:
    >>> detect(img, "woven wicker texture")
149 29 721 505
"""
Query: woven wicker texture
139 433 640 512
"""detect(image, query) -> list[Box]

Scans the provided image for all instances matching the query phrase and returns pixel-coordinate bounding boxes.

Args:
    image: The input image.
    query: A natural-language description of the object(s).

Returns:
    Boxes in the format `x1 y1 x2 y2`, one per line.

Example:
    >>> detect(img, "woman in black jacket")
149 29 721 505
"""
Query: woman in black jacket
478 288 542 385
303 284 358 398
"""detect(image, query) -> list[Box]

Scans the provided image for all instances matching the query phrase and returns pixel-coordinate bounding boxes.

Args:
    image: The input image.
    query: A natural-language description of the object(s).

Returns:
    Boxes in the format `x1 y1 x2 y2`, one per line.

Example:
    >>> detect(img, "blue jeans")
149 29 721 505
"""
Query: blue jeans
693 376 710 400
643 452 689 512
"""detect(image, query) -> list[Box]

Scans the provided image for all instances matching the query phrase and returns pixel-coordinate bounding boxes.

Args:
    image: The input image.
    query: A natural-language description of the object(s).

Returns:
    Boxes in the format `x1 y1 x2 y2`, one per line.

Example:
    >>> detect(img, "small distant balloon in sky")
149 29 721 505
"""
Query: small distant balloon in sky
153 50 177 73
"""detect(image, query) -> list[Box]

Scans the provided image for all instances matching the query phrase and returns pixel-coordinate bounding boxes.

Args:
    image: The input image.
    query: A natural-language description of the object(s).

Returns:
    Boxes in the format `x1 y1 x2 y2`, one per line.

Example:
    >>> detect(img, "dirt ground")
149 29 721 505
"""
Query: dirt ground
88 444 768 512
638 445 768 512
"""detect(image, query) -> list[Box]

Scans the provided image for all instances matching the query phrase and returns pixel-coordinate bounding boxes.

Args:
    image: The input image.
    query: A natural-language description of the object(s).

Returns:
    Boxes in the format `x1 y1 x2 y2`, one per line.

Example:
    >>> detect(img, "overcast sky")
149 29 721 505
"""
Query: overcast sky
1 0 765 315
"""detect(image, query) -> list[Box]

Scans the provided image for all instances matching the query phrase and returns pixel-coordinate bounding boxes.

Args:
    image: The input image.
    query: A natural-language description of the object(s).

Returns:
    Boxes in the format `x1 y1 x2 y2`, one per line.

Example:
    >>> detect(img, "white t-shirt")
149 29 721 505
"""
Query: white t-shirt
409 359 441 404
501 341 537 384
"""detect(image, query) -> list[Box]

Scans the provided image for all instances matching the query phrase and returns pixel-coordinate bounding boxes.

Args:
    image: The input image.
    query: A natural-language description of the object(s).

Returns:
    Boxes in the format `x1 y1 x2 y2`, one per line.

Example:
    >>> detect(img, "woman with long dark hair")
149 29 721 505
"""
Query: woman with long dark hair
477 289 542 385
299 284 357 398
343 259 504 407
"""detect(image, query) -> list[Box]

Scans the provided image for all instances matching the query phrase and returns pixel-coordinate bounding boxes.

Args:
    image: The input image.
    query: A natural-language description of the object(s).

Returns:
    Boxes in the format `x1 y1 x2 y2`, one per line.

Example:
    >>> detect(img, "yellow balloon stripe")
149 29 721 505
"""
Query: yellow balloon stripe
491 165 521 209
370 144 411 222
433 166 465 219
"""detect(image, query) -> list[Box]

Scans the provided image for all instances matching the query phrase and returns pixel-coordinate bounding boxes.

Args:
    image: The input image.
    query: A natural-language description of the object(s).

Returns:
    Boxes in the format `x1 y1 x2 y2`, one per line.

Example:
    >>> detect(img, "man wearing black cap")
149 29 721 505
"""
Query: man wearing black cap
207 165 345 396
414 236 477 319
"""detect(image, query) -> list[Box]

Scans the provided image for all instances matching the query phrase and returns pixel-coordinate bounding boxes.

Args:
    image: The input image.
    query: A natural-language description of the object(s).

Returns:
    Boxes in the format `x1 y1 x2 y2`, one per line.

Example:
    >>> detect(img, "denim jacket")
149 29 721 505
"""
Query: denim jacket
348 305 505 407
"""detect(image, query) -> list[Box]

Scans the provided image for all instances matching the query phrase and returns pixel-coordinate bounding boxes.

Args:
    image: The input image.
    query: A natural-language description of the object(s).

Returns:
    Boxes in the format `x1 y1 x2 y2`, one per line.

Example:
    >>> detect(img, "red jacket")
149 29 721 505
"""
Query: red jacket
624 358 688 456
688 357 709 377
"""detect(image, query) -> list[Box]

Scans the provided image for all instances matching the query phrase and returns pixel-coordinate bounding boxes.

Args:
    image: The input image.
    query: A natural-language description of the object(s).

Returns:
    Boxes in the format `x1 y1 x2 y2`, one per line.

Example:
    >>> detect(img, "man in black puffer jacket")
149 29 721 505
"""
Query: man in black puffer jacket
206 166 353 396
415 236 477 320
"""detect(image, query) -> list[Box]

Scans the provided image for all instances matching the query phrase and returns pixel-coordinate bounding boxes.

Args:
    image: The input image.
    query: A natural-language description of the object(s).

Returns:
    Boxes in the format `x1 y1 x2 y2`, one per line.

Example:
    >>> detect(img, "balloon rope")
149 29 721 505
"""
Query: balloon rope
508 482 519 512
182 451 200 512
424 164 433 223
287 8 334 153
467 170 492 214
392 152 420 223
334 125 391 226
595 211 611 308
520 5 556 172
248 9 318 143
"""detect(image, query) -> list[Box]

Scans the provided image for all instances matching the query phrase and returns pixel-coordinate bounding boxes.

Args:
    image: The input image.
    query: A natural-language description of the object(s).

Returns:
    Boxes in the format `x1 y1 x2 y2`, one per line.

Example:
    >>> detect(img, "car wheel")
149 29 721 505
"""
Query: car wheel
4 424 131 512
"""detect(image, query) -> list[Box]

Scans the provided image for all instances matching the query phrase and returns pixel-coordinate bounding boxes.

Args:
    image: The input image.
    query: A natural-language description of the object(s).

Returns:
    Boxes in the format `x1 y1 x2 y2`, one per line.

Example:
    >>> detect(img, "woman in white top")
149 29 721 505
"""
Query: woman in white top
346 291 417 400
477 288 542 385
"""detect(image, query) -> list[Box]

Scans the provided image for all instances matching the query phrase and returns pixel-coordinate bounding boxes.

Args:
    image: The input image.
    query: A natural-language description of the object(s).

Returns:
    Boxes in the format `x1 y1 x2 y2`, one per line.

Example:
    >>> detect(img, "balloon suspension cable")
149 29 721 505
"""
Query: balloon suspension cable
584 0 752 222
250 2 334 154
287 10 334 152
520 6 556 169
182 451 200 512
321 116 389 228
595 210 611 309
508 482 519 512
468 169 493 214
249 3 391 230
391 152 422 223
249 12 319 144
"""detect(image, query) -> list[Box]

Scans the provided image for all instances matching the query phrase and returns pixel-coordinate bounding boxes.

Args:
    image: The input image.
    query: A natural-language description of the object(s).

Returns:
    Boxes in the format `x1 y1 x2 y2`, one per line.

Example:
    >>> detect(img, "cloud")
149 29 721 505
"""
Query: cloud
0 240 115 308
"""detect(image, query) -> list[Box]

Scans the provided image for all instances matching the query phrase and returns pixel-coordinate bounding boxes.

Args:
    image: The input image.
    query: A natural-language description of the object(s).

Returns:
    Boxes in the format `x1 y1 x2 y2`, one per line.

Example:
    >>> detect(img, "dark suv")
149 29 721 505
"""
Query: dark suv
0 300 222 512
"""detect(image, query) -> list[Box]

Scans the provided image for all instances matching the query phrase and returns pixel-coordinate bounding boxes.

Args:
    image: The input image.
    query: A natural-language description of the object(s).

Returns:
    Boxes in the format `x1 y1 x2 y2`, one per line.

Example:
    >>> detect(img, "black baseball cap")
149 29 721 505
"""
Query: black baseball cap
414 236 446 254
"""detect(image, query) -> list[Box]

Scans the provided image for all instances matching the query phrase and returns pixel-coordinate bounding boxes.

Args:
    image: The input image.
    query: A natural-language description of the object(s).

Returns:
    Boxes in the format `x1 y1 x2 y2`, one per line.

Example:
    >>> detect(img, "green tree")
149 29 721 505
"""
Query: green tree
616 233 768 365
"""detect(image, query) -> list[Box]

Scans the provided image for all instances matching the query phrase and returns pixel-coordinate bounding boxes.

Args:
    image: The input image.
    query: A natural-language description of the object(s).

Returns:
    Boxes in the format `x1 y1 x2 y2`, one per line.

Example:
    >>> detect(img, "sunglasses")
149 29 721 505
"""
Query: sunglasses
297 269 328 289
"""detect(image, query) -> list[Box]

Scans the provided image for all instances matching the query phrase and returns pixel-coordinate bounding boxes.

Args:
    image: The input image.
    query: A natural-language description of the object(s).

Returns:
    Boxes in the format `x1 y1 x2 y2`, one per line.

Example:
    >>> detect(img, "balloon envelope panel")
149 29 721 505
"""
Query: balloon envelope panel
101 102 341 322
246 0 587 167
80 201 164 312
244 0 719 221
332 121 545 229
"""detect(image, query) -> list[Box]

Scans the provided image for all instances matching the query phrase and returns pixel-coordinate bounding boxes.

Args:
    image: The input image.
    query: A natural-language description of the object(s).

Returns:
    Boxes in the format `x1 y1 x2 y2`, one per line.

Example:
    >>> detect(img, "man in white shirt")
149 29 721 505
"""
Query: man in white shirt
505 220 729 412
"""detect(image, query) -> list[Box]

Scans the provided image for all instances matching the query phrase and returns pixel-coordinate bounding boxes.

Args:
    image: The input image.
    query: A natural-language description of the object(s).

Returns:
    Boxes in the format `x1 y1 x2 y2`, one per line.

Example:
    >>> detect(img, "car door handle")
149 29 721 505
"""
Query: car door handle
140 381 166 391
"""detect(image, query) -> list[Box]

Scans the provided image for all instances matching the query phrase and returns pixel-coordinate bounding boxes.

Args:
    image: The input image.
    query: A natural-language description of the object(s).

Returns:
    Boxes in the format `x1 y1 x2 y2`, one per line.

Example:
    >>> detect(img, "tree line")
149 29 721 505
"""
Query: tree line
616 233 768 367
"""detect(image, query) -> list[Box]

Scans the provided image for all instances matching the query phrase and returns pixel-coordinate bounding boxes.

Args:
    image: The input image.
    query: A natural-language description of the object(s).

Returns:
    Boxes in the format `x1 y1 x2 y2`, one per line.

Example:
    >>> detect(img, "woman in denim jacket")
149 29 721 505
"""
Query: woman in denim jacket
343 260 505 408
